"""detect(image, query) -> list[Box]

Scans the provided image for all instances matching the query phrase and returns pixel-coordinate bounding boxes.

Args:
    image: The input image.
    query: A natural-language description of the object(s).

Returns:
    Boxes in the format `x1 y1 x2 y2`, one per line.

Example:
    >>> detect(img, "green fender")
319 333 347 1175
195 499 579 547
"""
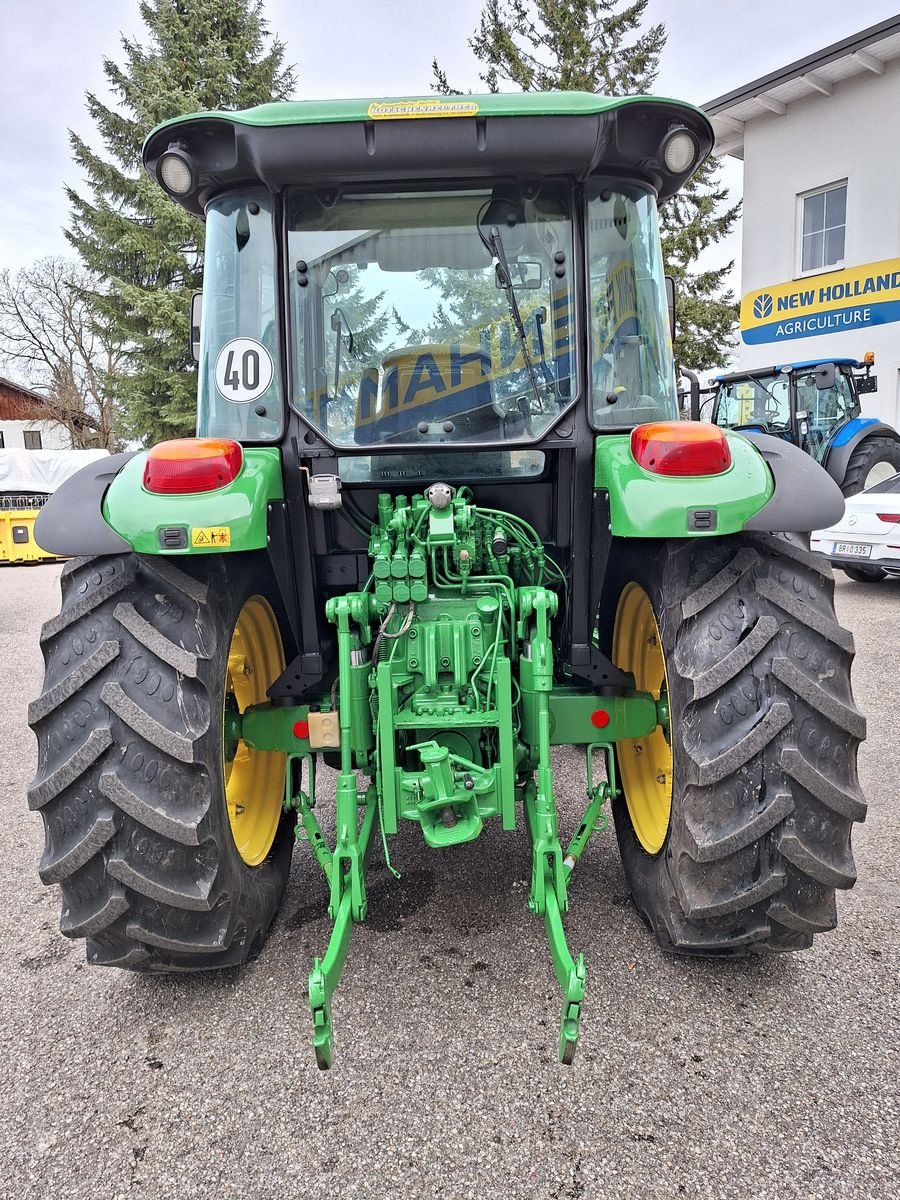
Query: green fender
594 432 774 537
102 448 284 554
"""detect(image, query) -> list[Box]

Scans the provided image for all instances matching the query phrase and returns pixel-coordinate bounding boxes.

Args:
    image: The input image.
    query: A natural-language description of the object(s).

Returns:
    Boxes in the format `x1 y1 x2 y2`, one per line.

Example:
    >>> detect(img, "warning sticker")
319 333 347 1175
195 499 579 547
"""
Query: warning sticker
191 526 231 548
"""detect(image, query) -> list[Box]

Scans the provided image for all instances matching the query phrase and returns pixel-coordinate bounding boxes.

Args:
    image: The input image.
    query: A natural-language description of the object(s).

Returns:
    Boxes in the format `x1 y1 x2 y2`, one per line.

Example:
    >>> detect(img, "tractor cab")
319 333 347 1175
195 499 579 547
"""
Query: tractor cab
711 358 868 453
708 356 898 493
185 114 682 476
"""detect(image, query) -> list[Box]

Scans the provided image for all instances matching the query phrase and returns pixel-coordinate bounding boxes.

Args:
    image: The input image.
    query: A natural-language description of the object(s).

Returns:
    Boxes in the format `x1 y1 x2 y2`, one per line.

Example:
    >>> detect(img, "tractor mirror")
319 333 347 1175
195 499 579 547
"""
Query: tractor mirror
189 291 202 364
665 275 676 341
495 261 543 289
815 362 836 389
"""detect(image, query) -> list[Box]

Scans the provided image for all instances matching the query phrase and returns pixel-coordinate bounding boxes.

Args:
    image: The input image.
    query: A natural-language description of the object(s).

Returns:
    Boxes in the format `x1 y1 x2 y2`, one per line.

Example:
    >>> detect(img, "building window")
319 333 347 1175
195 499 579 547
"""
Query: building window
800 182 846 274
0 432 4 449
23 430 42 450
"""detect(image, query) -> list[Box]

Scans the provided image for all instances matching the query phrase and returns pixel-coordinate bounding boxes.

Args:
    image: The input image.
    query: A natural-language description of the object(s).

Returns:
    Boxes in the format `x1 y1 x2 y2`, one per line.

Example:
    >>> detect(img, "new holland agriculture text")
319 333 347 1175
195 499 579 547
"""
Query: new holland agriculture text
741 257 900 345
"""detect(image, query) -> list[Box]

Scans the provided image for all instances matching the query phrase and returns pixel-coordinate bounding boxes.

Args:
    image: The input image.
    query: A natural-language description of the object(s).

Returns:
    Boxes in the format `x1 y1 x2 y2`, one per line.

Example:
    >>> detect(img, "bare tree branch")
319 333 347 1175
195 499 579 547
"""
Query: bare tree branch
0 257 127 450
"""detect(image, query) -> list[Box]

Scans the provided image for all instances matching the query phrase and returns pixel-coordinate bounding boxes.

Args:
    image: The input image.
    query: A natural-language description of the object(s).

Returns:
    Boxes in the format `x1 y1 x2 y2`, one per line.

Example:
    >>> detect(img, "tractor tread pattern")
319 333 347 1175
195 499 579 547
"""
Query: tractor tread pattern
690 702 792 786
100 681 197 762
680 547 758 618
684 789 793 862
680 615 778 700
27 639 121 724
39 559 136 642
780 747 866 822
113 602 202 677
614 533 866 958
28 552 292 972
755 576 855 653
27 728 113 810
39 810 119 884
98 770 207 846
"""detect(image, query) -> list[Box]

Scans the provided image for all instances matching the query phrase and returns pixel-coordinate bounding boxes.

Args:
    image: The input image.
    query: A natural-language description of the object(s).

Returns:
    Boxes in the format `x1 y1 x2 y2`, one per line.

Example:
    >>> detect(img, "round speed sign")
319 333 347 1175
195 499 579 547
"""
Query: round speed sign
214 338 274 403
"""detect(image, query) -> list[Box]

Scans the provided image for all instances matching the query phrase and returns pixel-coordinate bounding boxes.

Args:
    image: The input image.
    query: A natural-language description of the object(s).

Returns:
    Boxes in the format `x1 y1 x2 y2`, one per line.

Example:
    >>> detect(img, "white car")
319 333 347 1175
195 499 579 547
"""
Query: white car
812 470 900 582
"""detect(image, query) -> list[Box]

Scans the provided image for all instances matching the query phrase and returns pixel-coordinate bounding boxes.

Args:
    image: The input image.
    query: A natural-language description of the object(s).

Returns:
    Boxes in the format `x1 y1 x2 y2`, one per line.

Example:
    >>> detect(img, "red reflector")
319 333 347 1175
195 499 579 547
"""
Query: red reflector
877 514 900 524
591 709 610 729
143 438 242 495
631 422 731 476
293 720 309 740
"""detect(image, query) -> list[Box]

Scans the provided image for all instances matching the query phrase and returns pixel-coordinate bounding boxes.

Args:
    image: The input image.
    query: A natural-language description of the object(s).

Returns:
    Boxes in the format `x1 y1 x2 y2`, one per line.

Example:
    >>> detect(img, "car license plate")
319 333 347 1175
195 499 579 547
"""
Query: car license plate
834 542 871 558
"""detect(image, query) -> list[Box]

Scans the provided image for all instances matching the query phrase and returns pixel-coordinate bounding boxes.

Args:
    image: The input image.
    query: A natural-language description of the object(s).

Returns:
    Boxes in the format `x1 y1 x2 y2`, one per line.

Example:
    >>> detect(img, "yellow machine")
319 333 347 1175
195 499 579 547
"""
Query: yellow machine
0 448 110 565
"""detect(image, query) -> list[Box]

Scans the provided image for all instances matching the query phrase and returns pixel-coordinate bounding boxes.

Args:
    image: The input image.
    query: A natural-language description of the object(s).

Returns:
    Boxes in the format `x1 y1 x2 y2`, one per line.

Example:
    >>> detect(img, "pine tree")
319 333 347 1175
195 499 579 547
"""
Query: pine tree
433 0 740 369
67 1 296 444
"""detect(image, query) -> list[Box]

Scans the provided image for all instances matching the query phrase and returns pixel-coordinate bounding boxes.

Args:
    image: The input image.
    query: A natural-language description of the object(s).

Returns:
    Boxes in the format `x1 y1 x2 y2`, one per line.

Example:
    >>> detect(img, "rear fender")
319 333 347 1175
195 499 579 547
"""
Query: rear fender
34 448 285 558
33 452 137 556
101 448 284 553
594 432 773 537
740 432 845 531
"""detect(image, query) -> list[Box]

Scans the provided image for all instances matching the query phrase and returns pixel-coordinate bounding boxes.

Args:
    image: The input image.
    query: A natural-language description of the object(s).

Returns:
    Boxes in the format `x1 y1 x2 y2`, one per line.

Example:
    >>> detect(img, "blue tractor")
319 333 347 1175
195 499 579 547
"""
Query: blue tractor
701 357 900 496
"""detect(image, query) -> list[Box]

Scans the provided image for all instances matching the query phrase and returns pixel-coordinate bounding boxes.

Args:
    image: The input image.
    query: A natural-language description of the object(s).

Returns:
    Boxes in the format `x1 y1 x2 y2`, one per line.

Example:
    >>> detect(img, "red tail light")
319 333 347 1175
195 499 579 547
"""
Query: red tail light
877 513 900 524
630 422 731 477
143 438 243 495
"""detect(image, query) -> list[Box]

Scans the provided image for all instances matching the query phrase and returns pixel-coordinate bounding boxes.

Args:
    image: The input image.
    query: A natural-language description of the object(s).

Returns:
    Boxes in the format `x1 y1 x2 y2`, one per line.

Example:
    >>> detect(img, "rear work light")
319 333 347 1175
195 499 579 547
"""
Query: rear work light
630 422 732 477
877 513 900 524
143 438 243 495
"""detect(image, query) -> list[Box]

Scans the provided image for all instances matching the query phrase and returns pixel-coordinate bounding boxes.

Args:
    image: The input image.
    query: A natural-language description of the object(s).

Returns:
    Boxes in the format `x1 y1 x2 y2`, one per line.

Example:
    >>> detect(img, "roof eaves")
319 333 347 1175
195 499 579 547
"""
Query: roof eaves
703 14 900 114
0 376 48 406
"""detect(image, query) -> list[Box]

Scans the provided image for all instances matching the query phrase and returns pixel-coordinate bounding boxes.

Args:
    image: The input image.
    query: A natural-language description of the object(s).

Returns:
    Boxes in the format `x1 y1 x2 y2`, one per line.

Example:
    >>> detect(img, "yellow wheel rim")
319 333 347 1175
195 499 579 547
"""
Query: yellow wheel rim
612 583 673 855
224 596 286 866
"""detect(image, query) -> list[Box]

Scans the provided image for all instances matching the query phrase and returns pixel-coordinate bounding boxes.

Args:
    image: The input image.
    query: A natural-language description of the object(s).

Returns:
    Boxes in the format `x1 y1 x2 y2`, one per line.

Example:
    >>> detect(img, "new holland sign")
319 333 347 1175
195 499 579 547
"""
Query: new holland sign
741 258 900 345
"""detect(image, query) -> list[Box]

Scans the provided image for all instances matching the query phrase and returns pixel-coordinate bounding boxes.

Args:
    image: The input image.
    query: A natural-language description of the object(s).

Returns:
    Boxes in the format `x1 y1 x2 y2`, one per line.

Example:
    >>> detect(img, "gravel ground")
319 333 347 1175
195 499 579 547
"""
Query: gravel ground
0 561 897 1200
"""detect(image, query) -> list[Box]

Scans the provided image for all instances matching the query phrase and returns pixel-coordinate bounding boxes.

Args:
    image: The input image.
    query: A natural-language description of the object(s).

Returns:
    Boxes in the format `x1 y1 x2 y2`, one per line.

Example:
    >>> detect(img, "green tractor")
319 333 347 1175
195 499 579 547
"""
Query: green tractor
29 92 867 1068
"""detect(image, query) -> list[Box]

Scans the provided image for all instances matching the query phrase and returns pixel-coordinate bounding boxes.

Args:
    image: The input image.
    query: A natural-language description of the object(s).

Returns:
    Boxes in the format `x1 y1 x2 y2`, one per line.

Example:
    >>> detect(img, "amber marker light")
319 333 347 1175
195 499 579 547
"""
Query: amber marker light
630 422 732 477
143 438 243 494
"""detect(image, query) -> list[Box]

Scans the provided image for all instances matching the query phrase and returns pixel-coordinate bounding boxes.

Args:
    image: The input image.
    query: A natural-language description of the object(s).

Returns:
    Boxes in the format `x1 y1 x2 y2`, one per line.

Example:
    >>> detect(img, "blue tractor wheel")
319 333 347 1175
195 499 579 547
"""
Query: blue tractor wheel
839 436 900 496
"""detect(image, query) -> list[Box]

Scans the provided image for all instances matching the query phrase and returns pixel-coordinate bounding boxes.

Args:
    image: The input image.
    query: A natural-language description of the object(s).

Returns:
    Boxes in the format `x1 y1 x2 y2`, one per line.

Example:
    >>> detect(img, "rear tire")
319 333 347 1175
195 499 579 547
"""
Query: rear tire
840 436 900 496
28 552 295 971
604 533 866 955
843 565 887 583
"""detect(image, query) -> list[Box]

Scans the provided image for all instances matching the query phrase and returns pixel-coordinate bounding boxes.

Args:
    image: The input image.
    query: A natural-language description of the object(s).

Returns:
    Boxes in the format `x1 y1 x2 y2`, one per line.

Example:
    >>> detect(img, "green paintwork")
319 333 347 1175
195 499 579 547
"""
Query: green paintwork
101 448 284 554
594 431 774 538
147 90 710 144
223 483 681 1068
242 485 653 1068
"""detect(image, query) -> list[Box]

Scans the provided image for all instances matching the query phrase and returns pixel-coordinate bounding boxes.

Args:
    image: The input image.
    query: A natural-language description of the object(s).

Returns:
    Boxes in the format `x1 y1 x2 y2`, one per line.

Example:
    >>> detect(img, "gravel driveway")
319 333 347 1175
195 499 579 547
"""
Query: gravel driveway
1 562 897 1199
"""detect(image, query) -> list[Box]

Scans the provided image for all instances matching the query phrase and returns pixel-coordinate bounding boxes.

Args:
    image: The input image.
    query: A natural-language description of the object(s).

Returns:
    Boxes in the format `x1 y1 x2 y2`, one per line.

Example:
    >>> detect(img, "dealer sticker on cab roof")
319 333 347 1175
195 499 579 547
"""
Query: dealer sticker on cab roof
367 100 480 120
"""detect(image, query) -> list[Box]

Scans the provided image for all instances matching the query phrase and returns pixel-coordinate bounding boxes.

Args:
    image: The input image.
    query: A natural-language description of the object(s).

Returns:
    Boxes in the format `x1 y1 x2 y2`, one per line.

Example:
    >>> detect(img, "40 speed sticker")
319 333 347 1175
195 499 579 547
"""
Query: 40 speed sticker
214 337 274 403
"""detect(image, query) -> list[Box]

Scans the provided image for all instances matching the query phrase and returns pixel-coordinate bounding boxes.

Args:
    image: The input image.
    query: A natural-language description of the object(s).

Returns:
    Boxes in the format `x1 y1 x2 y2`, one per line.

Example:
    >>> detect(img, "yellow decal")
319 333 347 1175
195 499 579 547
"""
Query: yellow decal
741 257 900 345
191 526 231 548
367 99 480 121
593 259 639 355
735 383 755 424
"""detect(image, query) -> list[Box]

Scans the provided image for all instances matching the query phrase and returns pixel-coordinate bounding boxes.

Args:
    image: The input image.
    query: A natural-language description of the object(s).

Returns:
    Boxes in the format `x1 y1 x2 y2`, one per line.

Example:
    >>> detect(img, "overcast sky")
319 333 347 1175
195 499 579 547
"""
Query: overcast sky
1 0 898 282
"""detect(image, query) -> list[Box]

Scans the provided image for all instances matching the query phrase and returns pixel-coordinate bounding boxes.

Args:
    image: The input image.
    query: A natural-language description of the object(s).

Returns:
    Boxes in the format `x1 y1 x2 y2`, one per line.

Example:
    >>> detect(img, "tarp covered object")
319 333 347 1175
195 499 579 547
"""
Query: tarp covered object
0 449 110 494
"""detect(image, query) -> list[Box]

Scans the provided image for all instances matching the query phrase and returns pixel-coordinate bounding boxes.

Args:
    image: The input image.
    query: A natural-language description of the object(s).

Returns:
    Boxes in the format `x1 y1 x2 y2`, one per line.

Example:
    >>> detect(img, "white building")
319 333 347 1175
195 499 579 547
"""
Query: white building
706 16 900 428
0 376 69 451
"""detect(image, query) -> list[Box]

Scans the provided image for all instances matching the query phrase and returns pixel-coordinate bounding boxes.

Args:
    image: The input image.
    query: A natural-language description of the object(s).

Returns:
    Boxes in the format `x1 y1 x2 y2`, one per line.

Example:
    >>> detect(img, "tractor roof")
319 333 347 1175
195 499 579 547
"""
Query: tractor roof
715 358 862 382
143 91 713 216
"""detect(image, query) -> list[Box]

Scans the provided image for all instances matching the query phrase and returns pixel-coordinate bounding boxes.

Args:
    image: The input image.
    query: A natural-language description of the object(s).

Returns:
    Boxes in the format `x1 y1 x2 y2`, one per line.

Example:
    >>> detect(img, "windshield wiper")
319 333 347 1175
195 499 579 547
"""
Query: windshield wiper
486 224 546 431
